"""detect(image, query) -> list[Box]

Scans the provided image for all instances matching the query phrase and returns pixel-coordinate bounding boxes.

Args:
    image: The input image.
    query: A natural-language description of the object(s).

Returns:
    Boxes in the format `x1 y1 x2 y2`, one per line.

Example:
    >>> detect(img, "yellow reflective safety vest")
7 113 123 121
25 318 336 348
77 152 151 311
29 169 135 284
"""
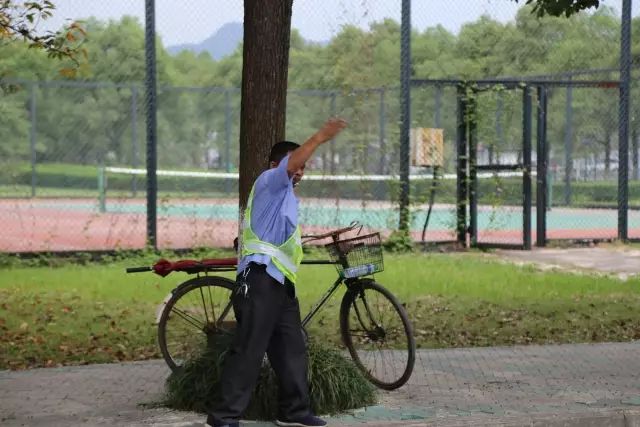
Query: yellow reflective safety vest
241 184 303 284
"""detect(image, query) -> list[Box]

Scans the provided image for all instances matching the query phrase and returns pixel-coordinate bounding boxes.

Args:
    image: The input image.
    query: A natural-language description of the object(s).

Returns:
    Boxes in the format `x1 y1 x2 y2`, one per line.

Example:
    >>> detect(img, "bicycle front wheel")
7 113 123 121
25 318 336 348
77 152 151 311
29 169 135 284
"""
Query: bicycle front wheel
340 280 415 390
158 276 236 371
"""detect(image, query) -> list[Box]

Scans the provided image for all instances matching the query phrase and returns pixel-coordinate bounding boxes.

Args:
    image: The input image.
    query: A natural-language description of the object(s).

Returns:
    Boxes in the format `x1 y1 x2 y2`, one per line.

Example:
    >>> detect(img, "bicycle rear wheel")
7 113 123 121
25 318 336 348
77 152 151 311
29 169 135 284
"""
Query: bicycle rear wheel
340 280 415 390
158 276 236 371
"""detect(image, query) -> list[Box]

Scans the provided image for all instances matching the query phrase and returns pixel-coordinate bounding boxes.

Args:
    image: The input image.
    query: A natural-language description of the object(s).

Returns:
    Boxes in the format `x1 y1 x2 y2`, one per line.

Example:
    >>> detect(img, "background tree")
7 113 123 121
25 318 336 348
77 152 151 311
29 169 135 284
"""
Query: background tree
514 0 600 17
0 0 86 78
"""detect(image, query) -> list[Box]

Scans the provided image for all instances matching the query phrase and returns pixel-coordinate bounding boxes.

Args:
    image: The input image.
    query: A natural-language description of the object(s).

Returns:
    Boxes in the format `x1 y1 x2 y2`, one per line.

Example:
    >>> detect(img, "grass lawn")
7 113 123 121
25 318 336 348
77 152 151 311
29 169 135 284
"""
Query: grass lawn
1 251 640 370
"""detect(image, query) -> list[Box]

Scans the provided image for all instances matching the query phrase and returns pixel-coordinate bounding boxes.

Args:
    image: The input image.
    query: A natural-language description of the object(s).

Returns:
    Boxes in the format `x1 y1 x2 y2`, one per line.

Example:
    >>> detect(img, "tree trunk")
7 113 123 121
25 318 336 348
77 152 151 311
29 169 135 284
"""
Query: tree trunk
239 0 293 211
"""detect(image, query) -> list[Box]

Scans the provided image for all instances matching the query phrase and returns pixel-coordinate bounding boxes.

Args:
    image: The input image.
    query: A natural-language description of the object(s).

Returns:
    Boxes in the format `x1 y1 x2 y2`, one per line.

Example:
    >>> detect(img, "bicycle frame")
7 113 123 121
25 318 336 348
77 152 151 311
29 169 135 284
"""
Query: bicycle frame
194 259 344 330
301 274 380 329
299 230 359 327
301 276 343 328
162 252 363 332
207 267 364 330
293 259 345 329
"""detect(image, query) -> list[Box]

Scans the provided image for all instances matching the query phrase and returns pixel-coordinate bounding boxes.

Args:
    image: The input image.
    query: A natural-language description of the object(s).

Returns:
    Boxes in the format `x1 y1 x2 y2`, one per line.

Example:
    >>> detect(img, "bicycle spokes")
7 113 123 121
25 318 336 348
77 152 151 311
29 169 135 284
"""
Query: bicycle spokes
342 282 415 390
160 280 236 370
353 291 405 343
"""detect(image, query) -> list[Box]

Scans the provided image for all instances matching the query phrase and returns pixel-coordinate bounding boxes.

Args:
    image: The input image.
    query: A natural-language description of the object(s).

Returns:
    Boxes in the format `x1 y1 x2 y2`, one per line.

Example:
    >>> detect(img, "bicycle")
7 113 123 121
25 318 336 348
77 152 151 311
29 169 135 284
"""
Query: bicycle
127 222 416 390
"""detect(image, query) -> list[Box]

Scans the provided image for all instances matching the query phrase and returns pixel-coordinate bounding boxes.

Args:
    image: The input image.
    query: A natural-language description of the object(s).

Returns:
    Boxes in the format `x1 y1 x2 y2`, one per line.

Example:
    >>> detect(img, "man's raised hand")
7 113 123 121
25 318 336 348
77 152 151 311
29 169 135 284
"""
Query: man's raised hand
316 118 347 143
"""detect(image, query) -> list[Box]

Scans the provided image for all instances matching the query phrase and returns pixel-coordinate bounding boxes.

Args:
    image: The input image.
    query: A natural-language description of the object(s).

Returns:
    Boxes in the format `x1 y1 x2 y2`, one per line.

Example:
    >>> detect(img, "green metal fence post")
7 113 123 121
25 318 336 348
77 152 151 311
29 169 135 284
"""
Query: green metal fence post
456 84 468 246
399 0 411 232
469 92 478 247
145 0 158 249
536 86 548 247
523 86 532 250
30 83 37 198
98 166 107 213
618 0 631 241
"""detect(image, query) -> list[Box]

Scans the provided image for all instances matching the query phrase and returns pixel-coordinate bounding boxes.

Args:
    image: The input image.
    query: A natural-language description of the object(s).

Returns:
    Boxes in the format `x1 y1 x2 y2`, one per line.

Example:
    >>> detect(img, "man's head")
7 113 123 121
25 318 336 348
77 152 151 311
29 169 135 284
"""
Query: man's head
269 140 304 186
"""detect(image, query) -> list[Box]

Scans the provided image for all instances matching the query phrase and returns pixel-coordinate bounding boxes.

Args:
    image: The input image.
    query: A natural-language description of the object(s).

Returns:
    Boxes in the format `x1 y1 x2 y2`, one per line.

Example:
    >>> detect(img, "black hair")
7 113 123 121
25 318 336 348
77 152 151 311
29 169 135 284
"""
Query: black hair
269 140 300 164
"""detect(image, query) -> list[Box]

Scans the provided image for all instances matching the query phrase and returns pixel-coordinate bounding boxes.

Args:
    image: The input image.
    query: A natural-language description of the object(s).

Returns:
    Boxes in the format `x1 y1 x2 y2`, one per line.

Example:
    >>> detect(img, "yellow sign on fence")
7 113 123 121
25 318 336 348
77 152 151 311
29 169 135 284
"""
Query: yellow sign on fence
410 127 444 167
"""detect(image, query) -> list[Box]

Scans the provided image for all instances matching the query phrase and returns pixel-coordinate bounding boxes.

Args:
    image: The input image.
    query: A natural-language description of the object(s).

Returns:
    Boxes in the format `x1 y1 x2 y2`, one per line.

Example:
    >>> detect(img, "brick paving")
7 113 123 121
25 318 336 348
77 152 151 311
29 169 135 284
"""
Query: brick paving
2 342 640 426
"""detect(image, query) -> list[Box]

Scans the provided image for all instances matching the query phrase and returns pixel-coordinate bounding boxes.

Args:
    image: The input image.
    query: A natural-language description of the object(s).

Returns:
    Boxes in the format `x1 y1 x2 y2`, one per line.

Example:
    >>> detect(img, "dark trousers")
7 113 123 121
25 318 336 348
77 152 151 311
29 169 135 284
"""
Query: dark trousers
207 263 310 424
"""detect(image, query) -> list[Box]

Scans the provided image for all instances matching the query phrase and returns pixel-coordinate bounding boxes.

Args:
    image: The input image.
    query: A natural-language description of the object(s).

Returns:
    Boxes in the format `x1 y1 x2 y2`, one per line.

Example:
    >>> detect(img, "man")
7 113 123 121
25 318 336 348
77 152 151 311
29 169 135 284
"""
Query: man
206 118 348 427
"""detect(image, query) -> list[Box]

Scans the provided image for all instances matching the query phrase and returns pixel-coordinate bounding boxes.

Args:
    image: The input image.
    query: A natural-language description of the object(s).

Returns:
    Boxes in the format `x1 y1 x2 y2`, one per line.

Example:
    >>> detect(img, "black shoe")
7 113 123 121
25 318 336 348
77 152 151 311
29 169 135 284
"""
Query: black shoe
276 414 327 426
205 421 239 427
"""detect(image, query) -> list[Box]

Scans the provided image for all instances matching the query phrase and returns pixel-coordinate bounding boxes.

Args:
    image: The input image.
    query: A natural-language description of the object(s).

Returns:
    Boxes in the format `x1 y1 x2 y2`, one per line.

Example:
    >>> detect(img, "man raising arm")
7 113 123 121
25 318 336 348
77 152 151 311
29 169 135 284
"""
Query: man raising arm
206 118 347 427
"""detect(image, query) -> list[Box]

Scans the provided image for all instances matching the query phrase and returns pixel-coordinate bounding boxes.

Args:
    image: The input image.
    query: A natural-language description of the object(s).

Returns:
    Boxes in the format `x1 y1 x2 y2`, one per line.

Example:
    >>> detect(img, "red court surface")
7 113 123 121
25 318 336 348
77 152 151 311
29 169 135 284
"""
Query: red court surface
0 199 236 252
0 198 634 252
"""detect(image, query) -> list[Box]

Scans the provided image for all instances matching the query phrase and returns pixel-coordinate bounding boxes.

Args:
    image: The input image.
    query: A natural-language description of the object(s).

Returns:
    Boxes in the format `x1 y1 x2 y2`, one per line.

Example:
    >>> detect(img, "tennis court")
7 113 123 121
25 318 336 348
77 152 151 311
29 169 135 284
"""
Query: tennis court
2 196 638 252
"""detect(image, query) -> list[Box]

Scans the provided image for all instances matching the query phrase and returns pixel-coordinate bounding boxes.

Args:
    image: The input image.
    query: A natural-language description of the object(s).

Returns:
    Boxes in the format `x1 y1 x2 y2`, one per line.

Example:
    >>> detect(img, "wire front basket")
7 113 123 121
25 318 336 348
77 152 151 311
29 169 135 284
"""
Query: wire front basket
325 232 384 278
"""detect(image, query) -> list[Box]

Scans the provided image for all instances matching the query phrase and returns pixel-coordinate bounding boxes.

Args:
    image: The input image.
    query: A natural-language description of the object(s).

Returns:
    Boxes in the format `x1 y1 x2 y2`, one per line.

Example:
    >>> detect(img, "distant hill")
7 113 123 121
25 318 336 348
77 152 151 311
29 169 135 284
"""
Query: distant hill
167 22 243 59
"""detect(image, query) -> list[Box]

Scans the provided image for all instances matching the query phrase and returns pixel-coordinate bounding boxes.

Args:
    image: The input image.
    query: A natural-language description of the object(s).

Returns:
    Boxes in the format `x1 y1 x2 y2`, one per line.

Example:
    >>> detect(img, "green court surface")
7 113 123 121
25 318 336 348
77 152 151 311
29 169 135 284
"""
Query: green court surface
33 199 636 233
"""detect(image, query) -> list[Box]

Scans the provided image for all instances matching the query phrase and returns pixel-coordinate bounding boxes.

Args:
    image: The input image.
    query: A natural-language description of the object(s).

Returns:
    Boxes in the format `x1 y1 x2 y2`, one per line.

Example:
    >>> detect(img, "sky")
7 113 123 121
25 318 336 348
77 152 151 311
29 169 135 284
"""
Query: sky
42 0 640 47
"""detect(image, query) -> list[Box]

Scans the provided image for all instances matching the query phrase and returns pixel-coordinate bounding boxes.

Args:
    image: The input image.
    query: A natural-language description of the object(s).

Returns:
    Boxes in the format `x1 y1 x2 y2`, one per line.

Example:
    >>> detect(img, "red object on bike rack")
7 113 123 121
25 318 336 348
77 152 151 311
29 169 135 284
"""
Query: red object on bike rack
152 258 238 277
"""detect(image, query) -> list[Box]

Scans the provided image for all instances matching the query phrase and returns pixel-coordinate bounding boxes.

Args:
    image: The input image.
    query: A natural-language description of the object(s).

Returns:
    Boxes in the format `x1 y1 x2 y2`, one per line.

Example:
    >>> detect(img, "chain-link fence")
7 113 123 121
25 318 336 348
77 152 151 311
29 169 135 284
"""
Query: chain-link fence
544 73 621 242
1 0 639 252
4 1 640 425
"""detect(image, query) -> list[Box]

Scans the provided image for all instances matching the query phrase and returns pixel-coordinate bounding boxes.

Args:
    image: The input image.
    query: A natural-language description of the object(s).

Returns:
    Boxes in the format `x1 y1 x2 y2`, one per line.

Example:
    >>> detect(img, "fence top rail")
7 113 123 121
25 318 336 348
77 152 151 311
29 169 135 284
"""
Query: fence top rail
1 78 135 89
0 78 392 95
0 78 239 91
411 78 619 89
497 66 621 80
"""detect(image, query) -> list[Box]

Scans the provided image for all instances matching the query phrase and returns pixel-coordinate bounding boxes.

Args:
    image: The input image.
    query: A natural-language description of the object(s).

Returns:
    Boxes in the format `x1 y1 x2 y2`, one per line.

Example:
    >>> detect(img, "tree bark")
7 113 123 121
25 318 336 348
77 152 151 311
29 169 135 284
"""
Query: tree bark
239 0 293 211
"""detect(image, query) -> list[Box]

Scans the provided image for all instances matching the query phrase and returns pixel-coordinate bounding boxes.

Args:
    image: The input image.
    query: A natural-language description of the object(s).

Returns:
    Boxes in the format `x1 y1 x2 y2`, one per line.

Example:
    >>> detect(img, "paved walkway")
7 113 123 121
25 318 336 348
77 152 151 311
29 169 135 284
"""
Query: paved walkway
2 342 640 426
495 246 640 279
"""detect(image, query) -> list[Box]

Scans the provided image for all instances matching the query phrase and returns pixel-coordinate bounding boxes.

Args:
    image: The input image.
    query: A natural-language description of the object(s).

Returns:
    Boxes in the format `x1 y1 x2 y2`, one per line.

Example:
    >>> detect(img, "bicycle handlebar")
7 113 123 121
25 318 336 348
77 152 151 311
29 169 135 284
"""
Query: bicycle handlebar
301 221 361 242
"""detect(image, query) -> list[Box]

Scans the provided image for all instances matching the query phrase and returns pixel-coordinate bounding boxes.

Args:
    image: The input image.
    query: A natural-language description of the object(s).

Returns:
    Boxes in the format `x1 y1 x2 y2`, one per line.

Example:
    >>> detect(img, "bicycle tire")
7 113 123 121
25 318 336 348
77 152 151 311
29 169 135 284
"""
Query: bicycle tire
158 275 236 372
340 280 415 390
